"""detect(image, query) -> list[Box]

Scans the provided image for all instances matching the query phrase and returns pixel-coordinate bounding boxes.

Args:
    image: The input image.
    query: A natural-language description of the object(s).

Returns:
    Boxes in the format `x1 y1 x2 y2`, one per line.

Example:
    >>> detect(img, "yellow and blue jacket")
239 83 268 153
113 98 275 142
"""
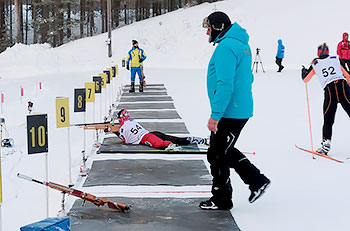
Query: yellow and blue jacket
126 47 147 67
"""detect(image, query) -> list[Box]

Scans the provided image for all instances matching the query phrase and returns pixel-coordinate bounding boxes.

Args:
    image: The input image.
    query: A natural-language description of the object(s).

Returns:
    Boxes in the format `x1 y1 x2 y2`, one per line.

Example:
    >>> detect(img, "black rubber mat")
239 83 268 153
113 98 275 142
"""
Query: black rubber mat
122 91 168 96
140 122 188 133
99 137 205 154
83 159 211 186
120 96 173 102
117 103 175 110
125 84 165 87
120 110 181 119
123 87 166 92
69 197 240 231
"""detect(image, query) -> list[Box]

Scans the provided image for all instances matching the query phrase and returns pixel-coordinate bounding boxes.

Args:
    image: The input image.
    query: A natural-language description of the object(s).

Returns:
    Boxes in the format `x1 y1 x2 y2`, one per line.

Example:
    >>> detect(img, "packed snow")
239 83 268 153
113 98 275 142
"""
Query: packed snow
0 0 349 230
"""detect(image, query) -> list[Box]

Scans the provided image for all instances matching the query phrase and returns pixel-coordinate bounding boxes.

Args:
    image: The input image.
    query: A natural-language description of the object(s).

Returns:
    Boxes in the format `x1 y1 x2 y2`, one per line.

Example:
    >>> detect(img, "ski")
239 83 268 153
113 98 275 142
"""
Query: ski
295 144 345 163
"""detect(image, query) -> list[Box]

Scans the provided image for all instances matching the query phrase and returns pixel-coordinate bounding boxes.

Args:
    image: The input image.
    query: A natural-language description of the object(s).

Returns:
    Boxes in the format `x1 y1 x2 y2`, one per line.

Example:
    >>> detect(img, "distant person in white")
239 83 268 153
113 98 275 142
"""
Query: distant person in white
302 43 350 155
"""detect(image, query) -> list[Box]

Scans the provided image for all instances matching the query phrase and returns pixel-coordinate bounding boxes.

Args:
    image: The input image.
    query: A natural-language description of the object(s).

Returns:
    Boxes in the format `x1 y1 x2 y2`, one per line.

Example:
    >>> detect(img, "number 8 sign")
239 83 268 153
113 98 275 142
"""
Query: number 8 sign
56 97 70 128
74 88 86 112
27 114 48 154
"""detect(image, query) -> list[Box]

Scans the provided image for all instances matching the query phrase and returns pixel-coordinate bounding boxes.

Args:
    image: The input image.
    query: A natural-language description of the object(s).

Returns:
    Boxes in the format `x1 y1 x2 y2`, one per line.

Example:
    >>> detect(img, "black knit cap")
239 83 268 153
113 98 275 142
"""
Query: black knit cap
132 40 138 45
207 11 231 31
206 11 231 43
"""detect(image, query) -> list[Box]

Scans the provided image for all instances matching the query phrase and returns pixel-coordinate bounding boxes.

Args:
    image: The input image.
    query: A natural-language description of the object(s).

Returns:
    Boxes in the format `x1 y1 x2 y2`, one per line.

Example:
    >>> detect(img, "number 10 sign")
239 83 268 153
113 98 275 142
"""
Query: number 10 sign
27 114 48 154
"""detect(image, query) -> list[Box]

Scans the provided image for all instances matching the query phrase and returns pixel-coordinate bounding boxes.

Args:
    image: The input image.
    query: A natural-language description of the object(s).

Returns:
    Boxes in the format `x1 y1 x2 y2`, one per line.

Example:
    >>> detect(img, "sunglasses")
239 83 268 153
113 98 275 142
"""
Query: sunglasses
202 17 225 31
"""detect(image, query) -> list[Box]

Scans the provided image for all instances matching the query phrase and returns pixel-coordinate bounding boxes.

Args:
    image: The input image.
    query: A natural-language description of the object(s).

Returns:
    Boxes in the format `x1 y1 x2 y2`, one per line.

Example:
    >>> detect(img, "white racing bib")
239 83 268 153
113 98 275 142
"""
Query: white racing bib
312 56 345 89
119 120 149 144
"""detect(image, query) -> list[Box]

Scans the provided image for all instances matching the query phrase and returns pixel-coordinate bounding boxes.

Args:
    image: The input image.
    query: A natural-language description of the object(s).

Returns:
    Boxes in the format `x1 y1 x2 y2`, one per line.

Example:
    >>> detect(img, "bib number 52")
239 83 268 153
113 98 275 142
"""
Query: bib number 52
322 66 335 77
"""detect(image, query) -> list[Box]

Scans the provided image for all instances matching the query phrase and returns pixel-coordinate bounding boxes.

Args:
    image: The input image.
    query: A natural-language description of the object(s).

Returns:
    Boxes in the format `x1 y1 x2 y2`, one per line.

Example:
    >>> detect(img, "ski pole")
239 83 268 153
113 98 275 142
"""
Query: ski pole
305 83 315 159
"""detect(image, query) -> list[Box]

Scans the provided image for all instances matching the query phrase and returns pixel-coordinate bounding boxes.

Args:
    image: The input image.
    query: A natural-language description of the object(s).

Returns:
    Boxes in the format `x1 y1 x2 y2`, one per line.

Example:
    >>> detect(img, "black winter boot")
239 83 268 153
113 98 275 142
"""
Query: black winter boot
139 81 143 92
129 82 135 92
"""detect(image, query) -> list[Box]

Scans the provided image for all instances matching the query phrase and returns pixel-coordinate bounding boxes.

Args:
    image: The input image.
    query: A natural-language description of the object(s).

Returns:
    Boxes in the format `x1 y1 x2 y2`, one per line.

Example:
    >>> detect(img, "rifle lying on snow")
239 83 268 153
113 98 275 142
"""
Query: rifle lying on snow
17 173 131 212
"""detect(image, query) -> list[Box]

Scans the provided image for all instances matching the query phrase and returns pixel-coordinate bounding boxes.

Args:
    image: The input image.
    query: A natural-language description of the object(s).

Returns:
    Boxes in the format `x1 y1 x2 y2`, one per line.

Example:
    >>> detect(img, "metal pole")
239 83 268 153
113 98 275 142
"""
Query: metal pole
45 153 49 217
100 92 102 122
107 0 112 58
0 124 3 231
83 112 86 153
67 127 72 184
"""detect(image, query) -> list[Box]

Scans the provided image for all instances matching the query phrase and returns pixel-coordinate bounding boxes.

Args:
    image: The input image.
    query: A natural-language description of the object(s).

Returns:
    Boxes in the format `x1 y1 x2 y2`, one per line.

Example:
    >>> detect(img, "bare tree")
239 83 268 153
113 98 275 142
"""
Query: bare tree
67 1 71 39
14 0 21 42
32 0 38 43
0 0 6 52
24 0 29 44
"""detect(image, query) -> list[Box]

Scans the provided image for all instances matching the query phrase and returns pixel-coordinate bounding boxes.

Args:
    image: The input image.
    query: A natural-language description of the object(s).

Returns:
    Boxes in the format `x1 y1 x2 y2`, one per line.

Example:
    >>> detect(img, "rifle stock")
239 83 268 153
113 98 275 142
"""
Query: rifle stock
17 173 130 212
83 124 120 133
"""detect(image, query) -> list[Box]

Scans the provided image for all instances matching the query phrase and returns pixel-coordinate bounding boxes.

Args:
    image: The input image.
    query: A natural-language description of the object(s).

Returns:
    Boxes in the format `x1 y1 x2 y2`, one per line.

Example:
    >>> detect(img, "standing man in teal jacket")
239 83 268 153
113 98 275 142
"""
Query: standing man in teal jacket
200 11 271 210
276 39 285 72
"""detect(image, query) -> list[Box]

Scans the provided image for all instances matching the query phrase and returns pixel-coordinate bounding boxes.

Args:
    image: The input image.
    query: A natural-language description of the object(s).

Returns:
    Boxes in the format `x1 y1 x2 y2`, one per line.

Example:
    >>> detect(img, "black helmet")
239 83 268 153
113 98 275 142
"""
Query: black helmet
202 11 231 43
317 43 329 56
132 40 138 45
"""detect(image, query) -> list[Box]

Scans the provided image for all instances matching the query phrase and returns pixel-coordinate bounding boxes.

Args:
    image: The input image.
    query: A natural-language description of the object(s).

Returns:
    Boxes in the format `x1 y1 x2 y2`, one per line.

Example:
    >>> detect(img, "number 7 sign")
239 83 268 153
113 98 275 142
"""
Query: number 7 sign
85 82 95 103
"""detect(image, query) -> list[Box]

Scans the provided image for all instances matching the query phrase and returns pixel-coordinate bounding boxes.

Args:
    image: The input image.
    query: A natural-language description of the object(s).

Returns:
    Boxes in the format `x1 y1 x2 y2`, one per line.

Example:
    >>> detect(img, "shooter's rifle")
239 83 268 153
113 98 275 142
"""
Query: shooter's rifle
70 121 120 132
17 173 131 212
70 121 111 127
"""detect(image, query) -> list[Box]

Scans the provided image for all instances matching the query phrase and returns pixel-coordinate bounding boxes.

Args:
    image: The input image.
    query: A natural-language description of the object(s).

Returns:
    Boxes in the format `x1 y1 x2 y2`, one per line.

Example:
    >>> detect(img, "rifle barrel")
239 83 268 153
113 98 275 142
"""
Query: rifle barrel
17 173 45 185
70 121 111 127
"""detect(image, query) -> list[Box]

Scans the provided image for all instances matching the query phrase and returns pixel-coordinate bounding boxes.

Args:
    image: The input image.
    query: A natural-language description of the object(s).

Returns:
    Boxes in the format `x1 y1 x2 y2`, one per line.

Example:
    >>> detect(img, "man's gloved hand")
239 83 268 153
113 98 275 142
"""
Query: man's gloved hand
139 58 144 63
126 65 130 70
301 66 308 80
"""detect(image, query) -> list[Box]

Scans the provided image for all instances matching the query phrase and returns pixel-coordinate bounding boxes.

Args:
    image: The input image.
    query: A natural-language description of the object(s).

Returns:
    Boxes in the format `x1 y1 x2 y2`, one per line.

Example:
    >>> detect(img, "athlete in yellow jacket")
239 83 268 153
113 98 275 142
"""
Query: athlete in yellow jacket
126 40 147 92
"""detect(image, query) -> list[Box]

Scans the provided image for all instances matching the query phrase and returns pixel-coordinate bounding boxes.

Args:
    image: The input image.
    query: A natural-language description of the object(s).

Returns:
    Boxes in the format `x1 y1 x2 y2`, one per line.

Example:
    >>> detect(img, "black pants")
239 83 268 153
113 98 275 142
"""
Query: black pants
323 80 350 140
207 118 267 205
150 131 190 145
275 57 284 72
340 59 350 73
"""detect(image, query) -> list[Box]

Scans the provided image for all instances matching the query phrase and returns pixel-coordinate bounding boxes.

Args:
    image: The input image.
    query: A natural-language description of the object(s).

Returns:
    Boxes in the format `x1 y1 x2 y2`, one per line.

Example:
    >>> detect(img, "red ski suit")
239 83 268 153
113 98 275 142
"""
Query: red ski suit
337 33 350 60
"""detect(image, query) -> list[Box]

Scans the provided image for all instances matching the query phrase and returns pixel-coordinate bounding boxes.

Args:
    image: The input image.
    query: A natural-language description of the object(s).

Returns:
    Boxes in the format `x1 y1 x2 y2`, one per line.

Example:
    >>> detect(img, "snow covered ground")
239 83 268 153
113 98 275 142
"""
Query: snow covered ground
0 0 350 230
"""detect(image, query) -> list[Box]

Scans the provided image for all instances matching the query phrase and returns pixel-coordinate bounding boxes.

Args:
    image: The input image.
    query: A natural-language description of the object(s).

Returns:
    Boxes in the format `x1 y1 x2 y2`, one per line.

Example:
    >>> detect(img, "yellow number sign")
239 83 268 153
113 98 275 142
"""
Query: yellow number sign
99 73 107 89
56 97 70 128
107 68 114 78
85 82 95 102
115 65 119 76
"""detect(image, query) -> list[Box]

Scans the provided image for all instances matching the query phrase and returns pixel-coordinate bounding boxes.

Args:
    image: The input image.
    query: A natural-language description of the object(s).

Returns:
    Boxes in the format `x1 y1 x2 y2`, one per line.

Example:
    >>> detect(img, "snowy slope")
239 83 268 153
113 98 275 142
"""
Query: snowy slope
0 0 350 230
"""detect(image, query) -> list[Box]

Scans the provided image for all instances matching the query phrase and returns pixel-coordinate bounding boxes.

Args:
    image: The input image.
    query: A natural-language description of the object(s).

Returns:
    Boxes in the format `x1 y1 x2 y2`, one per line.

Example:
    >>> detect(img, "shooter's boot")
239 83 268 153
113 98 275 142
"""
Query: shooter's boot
316 139 331 155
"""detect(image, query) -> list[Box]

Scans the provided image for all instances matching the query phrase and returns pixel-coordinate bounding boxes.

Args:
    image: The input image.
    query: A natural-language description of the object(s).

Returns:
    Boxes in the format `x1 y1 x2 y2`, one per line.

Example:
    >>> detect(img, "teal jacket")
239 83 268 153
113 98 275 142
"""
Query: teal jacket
207 22 254 121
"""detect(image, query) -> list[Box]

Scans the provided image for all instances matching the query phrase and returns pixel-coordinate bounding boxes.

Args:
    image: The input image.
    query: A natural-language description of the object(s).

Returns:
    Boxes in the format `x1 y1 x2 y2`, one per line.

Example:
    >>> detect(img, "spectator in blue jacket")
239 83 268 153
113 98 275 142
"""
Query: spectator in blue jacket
276 39 285 72
126 40 147 92
199 11 270 211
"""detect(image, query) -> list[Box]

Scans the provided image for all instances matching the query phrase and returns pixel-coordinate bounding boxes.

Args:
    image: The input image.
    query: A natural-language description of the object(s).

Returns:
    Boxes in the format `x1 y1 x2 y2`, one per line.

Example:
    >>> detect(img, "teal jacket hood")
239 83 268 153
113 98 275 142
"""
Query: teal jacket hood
213 22 250 45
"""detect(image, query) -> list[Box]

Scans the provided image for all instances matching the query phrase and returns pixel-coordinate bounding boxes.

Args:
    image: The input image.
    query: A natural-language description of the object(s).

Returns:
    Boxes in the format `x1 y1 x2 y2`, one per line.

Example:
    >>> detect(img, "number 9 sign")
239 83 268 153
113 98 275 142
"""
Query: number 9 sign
56 97 70 128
